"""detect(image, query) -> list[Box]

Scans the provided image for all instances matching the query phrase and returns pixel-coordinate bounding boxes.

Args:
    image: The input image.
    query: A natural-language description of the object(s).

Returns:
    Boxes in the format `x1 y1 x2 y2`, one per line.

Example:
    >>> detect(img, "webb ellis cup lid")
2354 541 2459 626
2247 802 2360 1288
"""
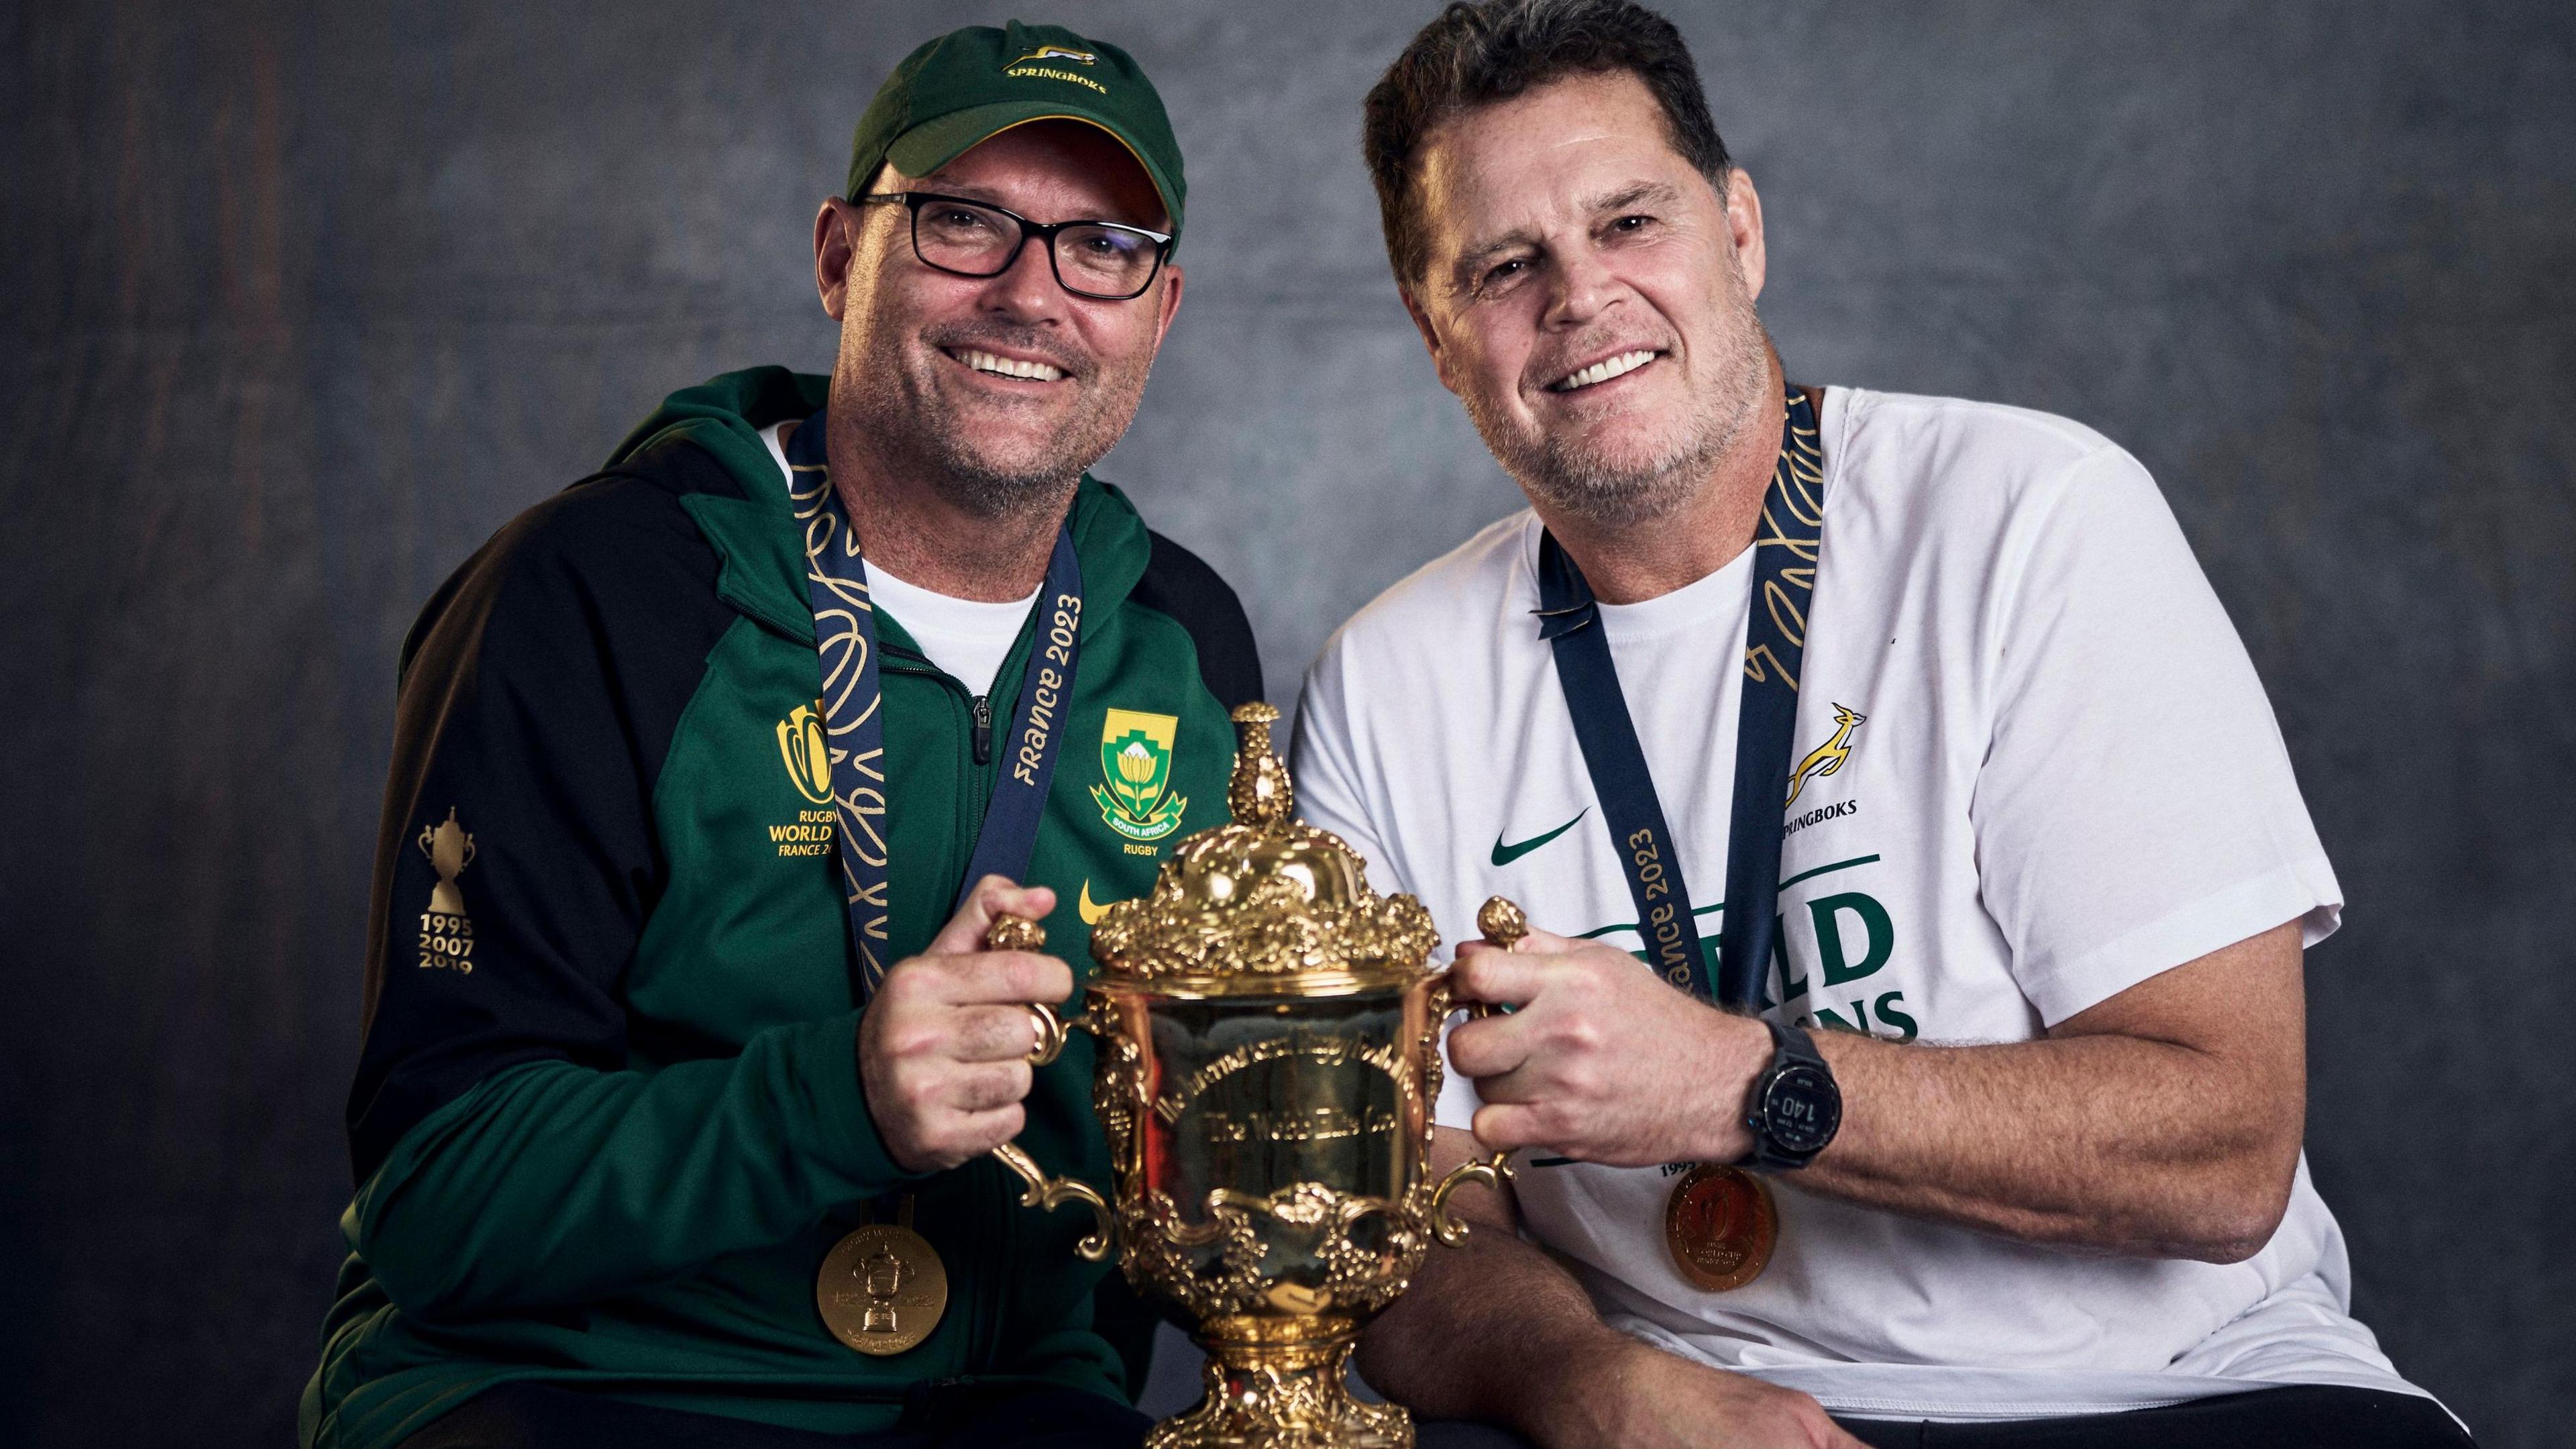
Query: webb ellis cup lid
1085 704 1440 997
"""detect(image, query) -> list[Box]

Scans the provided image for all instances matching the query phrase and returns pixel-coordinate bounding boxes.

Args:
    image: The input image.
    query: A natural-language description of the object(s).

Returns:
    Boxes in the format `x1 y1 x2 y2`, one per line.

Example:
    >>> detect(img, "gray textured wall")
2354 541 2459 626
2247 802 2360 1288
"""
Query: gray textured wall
4 1 2570 1444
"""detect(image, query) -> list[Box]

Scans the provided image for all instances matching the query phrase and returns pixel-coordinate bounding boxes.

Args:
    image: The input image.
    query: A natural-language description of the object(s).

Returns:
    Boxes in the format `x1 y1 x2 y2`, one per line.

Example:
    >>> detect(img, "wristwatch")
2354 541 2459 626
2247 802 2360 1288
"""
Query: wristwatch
1741 1020 1841 1171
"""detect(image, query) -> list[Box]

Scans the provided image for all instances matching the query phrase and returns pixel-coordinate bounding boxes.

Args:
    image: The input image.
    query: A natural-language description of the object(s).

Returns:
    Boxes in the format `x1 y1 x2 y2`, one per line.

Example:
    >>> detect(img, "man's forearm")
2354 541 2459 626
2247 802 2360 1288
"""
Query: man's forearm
1789 922 2308 1260
1800 1027 2299 1259
359 1016 915 1317
1358 1167 1627 1443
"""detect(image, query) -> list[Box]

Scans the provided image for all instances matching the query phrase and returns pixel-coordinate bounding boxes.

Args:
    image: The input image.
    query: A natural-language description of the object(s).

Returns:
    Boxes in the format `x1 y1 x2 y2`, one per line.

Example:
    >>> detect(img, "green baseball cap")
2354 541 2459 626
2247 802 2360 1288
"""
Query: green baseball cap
845 21 1187 248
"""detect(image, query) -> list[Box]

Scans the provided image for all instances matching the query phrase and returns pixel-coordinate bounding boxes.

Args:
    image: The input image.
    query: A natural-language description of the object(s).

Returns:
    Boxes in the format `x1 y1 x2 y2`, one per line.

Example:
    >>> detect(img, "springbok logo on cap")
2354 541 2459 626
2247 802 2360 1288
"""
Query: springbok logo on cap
1008 44 1096 68
1004 44 1108 93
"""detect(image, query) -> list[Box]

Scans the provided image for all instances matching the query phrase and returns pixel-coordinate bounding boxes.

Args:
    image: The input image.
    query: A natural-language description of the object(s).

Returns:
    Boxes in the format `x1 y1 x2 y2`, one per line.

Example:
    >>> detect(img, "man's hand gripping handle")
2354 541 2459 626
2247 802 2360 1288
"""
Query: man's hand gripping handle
982 912 1115 1262
1426 896 1527 1246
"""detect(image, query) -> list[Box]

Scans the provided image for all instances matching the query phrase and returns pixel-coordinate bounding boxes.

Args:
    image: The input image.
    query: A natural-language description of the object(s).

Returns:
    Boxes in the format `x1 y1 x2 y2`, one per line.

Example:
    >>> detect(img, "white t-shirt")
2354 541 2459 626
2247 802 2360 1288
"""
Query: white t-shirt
762 422 1037 698
1291 388 2430 1421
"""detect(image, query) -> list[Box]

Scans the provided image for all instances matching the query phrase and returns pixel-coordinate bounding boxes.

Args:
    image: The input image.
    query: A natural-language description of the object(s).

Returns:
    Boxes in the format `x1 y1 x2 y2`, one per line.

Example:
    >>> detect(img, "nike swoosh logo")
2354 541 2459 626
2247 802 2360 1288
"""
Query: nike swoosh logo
1077 879 1114 926
1491 809 1589 867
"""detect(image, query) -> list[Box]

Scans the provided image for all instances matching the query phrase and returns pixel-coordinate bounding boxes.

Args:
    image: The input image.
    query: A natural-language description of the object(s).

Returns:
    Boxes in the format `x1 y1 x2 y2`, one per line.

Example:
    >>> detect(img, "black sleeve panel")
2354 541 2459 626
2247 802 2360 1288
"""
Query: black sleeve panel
1132 530 1265 710
348 440 745 1184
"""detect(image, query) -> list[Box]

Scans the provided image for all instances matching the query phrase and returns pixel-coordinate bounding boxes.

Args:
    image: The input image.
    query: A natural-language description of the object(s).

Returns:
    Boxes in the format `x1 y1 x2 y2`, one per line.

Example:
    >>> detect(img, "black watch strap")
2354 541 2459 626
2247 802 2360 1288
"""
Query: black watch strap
1742 1020 1841 1171
1773 1019 1827 1072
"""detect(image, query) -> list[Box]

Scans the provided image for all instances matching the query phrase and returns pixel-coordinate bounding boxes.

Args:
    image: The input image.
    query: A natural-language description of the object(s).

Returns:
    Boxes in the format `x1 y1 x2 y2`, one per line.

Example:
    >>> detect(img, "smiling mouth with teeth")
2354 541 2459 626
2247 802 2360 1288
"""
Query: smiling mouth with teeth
1548 349 1660 393
951 347 1068 383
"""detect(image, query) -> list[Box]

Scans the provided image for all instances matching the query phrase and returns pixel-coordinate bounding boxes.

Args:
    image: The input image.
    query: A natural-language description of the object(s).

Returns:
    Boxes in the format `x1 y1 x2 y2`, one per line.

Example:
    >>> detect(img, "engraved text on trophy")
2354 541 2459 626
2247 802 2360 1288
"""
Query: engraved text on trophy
1151 1014 1411 1201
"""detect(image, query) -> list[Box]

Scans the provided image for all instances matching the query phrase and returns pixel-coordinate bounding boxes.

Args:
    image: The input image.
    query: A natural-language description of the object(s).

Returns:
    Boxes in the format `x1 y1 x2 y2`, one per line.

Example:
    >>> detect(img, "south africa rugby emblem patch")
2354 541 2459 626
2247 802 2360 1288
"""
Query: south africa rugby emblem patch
1092 708 1187 842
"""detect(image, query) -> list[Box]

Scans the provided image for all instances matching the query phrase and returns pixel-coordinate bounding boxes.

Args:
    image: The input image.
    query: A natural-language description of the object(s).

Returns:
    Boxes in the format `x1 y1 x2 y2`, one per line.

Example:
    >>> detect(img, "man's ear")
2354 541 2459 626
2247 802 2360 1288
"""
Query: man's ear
1148 263 1185 351
814 197 858 321
1400 285 1461 397
1723 167 1767 303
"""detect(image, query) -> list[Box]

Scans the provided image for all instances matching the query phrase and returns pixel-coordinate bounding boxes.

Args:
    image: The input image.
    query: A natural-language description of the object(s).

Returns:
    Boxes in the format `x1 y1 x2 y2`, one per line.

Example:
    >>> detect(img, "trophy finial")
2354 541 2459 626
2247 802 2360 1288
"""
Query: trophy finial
984 913 1046 954
1226 702 1292 827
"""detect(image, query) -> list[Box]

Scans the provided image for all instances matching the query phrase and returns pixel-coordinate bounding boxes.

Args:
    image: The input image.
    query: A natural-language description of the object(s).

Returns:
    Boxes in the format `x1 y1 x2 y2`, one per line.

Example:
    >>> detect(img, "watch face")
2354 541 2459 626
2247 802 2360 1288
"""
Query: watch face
1762 1063 1842 1157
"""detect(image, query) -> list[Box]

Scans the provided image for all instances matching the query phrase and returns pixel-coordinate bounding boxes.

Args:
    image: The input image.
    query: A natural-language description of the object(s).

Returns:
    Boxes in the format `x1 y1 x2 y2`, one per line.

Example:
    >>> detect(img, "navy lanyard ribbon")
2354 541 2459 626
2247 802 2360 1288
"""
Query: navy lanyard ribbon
784 412 1083 1004
1534 386 1826 1009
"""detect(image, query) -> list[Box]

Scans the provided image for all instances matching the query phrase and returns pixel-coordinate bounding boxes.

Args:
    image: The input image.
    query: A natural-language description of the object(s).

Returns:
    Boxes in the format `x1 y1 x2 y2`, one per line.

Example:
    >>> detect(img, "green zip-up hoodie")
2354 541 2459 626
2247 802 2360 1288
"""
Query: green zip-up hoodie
300 368 1263 1448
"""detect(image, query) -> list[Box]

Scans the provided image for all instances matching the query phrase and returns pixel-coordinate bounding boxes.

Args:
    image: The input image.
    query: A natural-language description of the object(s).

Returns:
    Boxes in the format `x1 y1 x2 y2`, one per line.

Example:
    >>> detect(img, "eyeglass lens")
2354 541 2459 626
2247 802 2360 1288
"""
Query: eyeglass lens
912 198 1161 299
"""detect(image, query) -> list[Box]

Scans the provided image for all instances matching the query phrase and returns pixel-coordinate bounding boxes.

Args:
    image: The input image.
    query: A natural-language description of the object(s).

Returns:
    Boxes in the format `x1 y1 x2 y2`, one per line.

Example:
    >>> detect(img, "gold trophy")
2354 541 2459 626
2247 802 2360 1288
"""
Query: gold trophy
984 704 1519 1449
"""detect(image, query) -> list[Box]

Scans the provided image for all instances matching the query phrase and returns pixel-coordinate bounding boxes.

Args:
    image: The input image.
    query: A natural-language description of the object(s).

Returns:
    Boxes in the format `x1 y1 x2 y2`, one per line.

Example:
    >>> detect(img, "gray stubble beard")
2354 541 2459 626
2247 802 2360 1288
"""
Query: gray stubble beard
1471 299 1774 530
836 321 1155 521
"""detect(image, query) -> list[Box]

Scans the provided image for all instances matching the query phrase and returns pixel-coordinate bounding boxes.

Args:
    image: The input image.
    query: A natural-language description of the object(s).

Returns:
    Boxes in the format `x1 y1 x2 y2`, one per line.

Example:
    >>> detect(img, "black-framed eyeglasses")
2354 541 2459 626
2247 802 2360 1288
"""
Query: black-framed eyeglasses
857 191 1173 302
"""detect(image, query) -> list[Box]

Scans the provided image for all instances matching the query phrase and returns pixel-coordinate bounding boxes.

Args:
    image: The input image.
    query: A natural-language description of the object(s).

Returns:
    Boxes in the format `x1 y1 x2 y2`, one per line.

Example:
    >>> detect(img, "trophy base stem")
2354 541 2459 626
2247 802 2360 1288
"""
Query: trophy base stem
1150 1323 1413 1449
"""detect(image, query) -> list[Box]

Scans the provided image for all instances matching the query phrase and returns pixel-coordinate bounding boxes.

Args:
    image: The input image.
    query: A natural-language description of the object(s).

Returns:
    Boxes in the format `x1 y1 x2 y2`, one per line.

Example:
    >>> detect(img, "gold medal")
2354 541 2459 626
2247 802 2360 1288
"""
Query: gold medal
816 1197 947 1355
1664 1163 1777 1292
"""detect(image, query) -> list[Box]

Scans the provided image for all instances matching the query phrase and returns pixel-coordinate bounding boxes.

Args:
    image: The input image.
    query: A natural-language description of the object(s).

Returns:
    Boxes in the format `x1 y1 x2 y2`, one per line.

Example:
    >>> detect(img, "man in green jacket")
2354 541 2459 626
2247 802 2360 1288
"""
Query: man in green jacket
302 22 1261 1449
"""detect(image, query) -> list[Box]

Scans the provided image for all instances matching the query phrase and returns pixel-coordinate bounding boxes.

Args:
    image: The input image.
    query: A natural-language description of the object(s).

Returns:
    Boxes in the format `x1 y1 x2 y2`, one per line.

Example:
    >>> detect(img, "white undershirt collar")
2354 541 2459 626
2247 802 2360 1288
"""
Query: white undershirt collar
760 421 1038 698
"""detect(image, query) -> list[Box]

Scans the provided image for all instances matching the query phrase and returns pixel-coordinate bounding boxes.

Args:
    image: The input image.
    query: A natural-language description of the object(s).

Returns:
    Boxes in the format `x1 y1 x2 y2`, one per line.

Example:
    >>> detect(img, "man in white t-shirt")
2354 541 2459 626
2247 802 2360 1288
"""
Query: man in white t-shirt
1295 4 2469 1446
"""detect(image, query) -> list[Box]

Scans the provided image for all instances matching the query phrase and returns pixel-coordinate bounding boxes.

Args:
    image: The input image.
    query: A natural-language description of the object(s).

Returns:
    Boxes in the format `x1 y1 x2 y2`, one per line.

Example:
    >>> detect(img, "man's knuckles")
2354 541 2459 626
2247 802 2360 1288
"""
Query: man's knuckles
1530 1005 1609 1055
1017 953 1076 1000
1459 1002 1607 1071
1450 950 1534 1005
895 1055 1031 1105
1485 1107 1585 1156
1444 1017 1517 1078
956 1004 1042 1061
1546 1056 1603 1098
912 1104 1026 1167
936 949 1071 1003
879 1020 951 1061
888 1060 954 1114
1470 1103 1529 1148
877 960 979 1018
957 1061 1034 1112
1446 952 1494 998
969 1103 1028 1153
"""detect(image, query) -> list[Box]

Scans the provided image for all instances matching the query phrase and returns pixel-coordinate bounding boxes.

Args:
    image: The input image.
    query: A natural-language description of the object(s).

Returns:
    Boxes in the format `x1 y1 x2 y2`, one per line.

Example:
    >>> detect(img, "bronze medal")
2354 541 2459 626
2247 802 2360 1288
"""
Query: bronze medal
1664 1163 1778 1292
816 1201 947 1355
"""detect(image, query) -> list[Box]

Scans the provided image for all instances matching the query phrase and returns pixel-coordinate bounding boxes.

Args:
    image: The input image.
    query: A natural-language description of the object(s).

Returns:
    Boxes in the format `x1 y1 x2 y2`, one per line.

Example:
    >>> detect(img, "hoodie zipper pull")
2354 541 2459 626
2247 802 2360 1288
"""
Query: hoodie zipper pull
971 694 993 765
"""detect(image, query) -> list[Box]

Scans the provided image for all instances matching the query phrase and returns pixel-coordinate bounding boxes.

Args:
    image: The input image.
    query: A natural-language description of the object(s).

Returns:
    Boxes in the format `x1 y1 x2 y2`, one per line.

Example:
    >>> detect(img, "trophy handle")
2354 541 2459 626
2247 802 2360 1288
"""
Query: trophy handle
1428 897 1534 1247
1428 1152 1511 1247
984 912 1116 1263
991 1141 1114 1261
